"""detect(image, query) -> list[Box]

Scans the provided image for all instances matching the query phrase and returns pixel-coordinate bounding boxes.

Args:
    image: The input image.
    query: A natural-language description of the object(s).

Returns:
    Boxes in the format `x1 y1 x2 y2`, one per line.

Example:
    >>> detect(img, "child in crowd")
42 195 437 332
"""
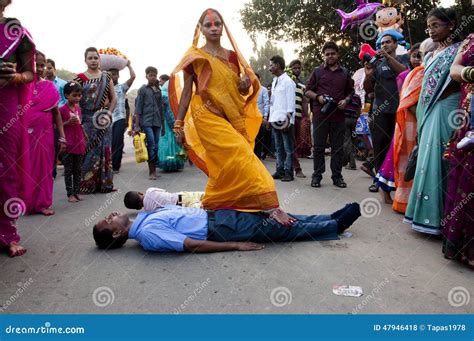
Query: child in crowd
60 81 86 203
124 188 204 211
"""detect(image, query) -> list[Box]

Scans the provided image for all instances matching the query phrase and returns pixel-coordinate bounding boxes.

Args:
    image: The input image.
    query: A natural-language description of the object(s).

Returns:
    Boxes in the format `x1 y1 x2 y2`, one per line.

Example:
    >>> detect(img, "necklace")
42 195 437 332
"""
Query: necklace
203 46 227 60
85 70 100 79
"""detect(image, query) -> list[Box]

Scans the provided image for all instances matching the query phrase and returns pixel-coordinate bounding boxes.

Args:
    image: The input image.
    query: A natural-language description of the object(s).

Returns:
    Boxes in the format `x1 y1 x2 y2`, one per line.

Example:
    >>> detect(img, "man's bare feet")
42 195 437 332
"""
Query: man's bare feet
40 208 55 216
8 242 27 257
270 208 297 226
382 191 393 205
68 196 78 203
75 194 84 201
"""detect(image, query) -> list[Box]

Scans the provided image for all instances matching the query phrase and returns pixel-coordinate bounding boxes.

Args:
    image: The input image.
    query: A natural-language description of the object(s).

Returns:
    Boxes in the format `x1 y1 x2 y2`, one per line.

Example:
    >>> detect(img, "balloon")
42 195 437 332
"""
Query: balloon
358 43 377 60
336 0 384 31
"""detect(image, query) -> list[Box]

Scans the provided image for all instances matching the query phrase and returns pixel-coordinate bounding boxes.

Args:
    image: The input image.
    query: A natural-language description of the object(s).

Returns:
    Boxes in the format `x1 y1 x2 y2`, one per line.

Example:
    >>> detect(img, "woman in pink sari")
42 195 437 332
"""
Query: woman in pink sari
0 0 35 257
25 51 66 216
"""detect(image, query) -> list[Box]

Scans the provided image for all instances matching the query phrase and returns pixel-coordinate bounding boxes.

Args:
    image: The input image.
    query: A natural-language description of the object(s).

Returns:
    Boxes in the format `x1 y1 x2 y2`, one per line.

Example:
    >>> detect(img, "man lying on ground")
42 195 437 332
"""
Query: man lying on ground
93 203 361 253
124 188 204 210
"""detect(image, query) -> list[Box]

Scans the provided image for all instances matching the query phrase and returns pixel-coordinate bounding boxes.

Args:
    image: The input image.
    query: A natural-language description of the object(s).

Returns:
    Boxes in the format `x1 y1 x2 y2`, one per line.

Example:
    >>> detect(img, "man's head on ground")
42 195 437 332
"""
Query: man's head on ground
45 59 56 79
322 42 339 67
93 212 131 249
380 34 398 55
124 191 144 210
109 69 120 85
269 55 285 77
64 81 83 105
145 66 158 86
289 59 302 78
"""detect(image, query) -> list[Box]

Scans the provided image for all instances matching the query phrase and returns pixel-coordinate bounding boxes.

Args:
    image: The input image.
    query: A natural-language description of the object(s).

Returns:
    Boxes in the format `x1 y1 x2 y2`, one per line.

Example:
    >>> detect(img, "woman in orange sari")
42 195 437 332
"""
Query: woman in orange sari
169 9 294 224
392 39 438 214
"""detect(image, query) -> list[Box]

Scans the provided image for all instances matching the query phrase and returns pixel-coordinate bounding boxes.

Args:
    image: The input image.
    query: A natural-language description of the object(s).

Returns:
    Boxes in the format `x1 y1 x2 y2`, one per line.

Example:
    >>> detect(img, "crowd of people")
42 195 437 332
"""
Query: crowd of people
0 2 472 267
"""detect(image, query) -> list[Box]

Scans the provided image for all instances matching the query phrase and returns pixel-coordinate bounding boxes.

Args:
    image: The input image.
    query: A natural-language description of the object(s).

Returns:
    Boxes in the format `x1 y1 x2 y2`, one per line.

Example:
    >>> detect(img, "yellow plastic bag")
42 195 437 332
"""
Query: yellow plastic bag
133 132 148 163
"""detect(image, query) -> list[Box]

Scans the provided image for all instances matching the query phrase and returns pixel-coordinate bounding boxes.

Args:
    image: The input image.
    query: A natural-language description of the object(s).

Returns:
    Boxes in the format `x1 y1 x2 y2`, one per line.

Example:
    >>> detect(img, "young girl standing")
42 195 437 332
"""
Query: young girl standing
60 82 86 203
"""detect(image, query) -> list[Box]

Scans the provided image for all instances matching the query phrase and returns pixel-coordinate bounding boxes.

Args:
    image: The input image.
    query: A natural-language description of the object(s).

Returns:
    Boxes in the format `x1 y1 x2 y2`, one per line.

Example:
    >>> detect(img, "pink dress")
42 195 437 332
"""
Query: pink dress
25 80 60 214
0 20 35 246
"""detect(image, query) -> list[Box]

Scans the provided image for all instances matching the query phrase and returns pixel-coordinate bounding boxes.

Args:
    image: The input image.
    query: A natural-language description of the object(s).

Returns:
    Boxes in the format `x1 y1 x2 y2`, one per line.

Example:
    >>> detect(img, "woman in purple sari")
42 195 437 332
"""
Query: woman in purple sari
75 47 116 193
442 33 474 269
0 0 34 257
25 51 66 216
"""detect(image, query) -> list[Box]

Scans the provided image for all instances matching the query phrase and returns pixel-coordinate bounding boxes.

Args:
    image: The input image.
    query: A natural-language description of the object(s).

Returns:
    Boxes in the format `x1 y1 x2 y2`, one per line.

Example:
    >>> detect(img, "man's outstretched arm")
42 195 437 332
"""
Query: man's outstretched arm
184 238 264 253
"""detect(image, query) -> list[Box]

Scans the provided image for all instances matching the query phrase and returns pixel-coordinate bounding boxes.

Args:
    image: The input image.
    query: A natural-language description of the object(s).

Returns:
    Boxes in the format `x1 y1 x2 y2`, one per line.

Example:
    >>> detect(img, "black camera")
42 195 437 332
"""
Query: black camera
321 95 336 115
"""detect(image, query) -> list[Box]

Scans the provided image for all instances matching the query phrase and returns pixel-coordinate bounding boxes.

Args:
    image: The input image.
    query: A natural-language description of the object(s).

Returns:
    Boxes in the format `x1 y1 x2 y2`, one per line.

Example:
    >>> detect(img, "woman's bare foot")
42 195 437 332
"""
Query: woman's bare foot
382 191 393 205
40 208 55 216
68 196 78 203
270 208 297 226
75 194 84 201
149 173 160 180
8 242 27 257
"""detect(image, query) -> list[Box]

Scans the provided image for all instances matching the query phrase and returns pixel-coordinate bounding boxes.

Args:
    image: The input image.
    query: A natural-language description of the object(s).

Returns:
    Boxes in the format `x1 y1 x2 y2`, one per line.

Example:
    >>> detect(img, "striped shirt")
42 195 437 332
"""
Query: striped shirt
295 81 305 118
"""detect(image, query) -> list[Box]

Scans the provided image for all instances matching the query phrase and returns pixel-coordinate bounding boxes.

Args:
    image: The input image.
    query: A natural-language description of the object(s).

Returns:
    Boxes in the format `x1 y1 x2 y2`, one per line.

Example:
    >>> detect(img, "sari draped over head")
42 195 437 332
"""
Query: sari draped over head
392 66 424 214
25 80 60 214
74 71 114 193
169 12 279 210
0 19 35 246
404 43 462 235
442 34 474 268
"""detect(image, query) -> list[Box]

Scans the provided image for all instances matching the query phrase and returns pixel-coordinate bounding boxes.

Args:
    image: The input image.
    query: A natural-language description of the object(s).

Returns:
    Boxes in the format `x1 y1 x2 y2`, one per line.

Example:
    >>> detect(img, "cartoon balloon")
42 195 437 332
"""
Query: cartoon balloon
336 0 384 31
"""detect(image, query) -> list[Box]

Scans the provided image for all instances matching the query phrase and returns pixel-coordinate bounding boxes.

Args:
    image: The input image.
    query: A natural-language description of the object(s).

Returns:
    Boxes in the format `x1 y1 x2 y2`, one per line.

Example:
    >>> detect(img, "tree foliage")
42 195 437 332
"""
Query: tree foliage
240 0 459 73
249 41 285 86
56 69 76 81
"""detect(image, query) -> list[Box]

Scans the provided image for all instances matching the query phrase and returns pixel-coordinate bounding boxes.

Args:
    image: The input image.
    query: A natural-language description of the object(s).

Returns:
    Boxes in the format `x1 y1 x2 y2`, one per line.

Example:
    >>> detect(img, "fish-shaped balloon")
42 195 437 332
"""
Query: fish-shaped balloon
336 0 384 31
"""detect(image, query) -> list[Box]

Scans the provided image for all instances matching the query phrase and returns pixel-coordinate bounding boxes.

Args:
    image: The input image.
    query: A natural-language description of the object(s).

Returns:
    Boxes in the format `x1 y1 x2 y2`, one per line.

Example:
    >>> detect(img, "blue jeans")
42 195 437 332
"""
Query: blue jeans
143 126 161 165
272 127 294 175
208 210 338 243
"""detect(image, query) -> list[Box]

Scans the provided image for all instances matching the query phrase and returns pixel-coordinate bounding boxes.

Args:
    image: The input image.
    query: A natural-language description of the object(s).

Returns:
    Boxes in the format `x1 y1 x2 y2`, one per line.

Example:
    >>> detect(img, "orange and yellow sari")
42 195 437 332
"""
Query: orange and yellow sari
169 20 279 211
392 66 424 214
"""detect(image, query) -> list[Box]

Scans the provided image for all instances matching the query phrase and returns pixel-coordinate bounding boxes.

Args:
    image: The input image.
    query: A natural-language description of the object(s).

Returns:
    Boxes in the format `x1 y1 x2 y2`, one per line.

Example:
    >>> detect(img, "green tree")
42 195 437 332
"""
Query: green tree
56 69 76 81
249 41 284 87
241 0 441 72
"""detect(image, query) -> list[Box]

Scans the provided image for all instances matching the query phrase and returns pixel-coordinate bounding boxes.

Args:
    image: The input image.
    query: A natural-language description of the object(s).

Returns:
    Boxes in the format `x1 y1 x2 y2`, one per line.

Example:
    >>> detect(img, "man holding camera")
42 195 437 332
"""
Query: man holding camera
305 42 354 188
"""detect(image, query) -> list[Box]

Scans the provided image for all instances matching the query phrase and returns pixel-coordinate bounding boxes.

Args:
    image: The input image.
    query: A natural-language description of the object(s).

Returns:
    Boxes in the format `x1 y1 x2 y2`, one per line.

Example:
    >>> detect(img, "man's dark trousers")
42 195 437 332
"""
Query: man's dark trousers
208 210 338 243
312 119 345 182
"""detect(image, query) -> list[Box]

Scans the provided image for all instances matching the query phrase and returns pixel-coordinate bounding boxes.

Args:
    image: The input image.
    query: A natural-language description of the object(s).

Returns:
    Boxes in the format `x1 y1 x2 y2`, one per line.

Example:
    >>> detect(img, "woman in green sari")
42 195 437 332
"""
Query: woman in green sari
404 8 462 235
158 80 185 172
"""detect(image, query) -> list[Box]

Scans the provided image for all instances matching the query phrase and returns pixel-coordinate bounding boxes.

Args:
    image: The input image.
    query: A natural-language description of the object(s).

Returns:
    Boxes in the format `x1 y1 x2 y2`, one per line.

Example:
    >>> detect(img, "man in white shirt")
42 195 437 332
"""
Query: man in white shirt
109 61 136 173
268 55 296 182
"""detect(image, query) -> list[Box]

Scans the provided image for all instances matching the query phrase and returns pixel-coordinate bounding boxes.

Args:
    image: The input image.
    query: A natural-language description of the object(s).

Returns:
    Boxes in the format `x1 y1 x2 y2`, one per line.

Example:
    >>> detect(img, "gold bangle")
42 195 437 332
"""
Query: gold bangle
10 73 27 85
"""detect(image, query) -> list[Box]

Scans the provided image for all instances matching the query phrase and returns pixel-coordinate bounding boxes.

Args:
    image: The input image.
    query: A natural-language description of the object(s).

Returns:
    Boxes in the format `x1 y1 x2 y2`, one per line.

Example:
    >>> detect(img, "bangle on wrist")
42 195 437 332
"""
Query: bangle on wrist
10 73 27 85
462 67 474 83
58 137 67 144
